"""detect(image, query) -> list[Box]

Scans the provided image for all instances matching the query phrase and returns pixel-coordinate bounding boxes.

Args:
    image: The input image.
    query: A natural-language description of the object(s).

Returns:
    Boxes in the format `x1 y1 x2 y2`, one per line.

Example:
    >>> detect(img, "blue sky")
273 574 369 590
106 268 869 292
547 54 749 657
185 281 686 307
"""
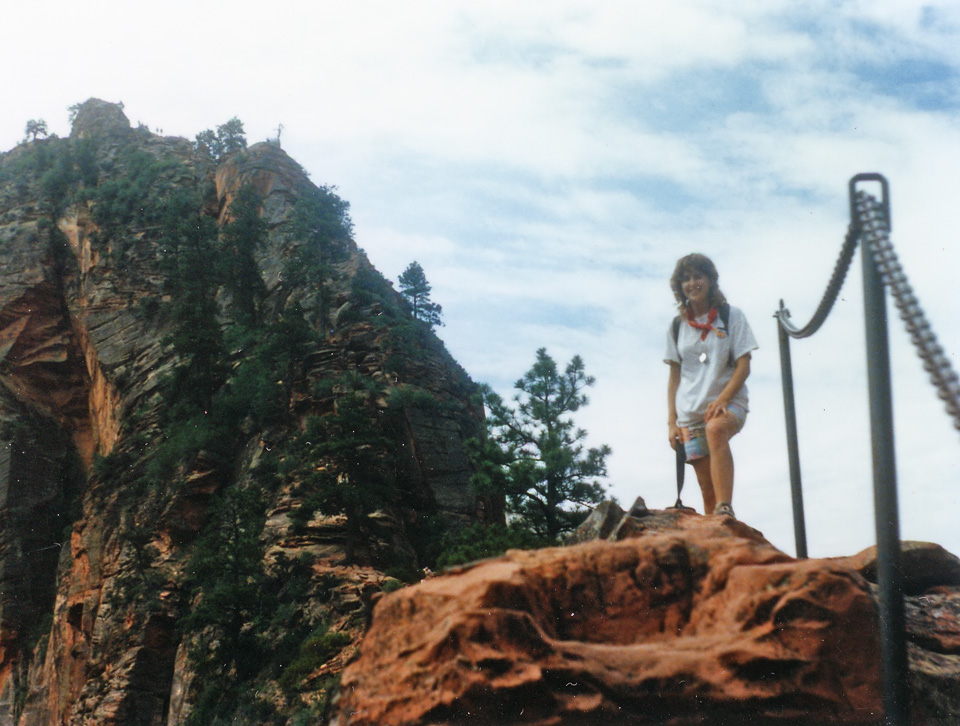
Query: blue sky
4 0 960 559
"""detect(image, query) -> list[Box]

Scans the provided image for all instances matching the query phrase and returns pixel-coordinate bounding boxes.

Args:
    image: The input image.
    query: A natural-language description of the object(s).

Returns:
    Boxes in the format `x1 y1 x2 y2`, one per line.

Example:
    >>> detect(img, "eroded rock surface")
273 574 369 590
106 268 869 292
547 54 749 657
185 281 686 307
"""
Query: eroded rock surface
336 508 960 726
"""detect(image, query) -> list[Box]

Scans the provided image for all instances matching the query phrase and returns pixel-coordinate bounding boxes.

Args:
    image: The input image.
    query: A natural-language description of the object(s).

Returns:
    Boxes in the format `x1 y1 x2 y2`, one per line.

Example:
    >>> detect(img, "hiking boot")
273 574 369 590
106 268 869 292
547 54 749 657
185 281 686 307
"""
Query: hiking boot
713 502 735 518
628 496 649 518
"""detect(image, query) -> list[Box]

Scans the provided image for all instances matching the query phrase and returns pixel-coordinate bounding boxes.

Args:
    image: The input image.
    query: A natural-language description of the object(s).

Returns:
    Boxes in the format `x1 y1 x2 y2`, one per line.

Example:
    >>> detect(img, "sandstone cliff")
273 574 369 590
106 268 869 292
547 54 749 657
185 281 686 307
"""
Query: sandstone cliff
7 99 958 726
0 99 495 725
334 504 960 726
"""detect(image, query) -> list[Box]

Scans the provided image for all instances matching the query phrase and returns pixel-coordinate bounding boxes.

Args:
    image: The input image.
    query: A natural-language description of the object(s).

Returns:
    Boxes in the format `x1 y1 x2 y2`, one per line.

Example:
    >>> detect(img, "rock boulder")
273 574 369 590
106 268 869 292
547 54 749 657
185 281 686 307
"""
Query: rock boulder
69 98 131 139
334 509 960 725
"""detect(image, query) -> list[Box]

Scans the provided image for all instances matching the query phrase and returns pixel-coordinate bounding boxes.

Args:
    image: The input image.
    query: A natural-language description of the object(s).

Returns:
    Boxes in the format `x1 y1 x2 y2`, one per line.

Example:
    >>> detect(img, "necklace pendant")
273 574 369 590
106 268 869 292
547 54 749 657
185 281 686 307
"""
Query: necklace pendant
699 352 708 363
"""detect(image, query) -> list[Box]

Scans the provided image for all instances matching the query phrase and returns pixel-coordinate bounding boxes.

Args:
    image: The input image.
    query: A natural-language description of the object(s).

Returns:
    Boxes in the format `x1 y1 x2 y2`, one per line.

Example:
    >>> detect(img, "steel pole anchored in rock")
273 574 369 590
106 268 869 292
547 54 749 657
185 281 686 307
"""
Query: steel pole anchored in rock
847 170 960 722
775 223 859 560
775 306 807 560
773 171 960 725
850 173 908 726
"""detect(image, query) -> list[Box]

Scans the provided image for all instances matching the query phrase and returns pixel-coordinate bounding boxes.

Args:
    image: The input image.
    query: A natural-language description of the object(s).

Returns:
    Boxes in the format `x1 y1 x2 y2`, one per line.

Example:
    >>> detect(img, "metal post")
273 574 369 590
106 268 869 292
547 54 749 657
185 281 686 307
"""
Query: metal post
861 232 909 726
777 302 808 559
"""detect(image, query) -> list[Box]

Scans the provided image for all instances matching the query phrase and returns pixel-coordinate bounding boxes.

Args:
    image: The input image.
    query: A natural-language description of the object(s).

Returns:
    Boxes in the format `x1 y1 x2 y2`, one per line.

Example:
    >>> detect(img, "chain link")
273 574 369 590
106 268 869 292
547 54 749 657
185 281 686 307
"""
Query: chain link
777 224 859 339
853 191 960 431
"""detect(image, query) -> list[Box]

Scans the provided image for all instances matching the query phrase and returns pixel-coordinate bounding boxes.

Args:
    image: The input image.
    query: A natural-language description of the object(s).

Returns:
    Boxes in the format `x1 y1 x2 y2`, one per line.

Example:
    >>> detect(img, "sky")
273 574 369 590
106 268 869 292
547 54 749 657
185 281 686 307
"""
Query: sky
4 0 960 559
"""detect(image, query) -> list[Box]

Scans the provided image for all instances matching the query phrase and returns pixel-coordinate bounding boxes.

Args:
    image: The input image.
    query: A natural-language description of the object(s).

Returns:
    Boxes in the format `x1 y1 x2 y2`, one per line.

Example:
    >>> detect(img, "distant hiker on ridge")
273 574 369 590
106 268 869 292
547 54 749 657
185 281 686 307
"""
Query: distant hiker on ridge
665 254 758 519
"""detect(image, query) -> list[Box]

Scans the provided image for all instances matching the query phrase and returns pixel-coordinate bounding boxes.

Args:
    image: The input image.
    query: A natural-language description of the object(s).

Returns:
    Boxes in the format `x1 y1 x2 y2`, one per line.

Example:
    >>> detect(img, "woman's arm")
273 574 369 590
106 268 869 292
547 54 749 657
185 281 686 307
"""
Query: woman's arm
705 353 751 420
667 362 681 448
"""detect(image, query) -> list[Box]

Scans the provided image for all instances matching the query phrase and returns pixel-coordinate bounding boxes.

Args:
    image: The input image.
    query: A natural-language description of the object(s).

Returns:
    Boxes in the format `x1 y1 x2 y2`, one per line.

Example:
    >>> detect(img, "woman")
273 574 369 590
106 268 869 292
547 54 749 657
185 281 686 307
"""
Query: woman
665 254 758 518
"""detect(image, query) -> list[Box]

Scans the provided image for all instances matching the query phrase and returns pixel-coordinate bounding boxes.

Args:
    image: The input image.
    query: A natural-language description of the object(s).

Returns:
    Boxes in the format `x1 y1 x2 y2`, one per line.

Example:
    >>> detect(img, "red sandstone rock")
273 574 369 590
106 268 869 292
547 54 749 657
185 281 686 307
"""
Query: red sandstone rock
0 100 490 725
335 511 887 725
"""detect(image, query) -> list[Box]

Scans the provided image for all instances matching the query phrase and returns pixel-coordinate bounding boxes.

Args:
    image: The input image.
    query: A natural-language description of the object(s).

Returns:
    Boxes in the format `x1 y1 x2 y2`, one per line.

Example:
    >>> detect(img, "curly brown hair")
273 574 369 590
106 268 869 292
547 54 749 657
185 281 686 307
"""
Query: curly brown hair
670 253 727 314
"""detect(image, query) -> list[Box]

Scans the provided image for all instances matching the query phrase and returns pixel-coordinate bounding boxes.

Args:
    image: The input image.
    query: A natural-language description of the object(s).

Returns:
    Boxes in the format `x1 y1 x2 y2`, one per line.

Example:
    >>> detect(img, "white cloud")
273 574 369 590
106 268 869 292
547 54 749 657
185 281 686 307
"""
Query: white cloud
4 0 960 558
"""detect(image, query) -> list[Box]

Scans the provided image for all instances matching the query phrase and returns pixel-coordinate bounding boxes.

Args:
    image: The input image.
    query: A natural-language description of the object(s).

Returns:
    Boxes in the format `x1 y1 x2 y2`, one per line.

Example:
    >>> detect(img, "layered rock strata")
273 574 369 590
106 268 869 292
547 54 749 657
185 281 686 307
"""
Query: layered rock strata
0 99 490 725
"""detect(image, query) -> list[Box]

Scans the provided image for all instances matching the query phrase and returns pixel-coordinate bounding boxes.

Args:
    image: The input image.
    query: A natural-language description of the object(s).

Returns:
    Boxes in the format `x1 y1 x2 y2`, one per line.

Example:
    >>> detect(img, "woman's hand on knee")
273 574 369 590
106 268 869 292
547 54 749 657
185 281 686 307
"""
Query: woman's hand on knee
704 397 729 421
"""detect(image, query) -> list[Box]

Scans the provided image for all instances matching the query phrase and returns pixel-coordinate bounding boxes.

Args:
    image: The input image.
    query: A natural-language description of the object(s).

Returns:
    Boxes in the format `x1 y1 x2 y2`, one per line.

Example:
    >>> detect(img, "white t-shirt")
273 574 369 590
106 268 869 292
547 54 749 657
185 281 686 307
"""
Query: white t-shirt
664 305 758 427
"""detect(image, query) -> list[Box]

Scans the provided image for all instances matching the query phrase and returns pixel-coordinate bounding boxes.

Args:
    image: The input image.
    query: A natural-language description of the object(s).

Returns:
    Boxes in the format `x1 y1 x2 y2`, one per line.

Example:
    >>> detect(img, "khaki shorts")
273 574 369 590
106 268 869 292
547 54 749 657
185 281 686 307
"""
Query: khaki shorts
680 403 747 462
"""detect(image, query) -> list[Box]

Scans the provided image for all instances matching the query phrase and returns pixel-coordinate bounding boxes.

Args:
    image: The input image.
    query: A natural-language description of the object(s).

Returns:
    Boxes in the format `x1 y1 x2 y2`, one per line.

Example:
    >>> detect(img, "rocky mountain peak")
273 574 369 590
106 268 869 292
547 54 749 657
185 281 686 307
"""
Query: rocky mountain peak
68 98 131 139
215 141 308 223
0 106 492 725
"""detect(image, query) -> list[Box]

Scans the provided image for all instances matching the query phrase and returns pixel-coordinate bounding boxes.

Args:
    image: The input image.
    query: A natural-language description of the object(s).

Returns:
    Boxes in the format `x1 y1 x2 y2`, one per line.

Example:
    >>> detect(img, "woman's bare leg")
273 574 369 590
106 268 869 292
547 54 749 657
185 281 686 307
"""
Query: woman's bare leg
691 457 715 514
705 412 742 509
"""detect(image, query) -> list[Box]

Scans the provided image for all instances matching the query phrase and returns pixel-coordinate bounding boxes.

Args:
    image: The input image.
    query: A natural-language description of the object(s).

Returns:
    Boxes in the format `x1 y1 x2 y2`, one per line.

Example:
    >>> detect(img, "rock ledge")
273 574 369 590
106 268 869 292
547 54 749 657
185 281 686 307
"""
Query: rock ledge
333 507 960 725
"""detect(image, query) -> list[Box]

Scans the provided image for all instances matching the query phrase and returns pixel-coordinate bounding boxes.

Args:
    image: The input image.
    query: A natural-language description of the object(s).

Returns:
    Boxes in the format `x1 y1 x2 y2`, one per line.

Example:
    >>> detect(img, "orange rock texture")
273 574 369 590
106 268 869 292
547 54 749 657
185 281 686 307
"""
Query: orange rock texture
0 99 492 725
335 509 960 726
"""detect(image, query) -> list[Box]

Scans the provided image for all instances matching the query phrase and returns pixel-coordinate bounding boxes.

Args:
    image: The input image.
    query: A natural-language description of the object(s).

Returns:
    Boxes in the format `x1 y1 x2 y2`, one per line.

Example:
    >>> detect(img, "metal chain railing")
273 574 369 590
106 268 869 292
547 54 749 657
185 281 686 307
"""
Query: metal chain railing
776 223 859 339
854 191 960 430
774 173 960 726
781 185 960 430
773 219 862 565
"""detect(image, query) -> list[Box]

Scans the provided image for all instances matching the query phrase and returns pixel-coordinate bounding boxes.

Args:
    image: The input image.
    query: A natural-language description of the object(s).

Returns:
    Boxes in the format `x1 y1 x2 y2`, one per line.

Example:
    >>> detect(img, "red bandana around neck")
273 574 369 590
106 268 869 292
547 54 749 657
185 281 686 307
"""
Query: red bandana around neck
686 307 719 341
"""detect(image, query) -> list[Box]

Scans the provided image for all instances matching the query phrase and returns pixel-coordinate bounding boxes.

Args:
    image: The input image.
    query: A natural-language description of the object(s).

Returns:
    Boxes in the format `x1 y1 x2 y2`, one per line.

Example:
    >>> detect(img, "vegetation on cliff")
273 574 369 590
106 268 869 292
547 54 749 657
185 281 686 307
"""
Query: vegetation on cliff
0 99 487 726
0 98 611 725
194 117 248 162
398 260 443 329
468 349 609 542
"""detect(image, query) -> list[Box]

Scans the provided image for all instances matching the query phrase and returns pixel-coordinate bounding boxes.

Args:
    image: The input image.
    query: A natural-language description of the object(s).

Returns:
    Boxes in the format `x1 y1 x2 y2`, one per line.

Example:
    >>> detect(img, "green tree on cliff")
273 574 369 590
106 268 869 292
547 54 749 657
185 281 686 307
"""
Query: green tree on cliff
217 118 247 154
181 486 271 724
218 183 267 326
475 348 609 540
159 190 226 411
290 381 397 561
194 117 248 162
23 119 48 142
285 182 354 287
398 261 443 329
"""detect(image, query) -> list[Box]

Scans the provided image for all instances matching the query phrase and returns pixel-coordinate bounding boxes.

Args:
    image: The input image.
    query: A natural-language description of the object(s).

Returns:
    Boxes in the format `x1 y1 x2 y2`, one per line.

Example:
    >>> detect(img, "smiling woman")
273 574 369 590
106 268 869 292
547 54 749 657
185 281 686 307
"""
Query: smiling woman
665 253 758 519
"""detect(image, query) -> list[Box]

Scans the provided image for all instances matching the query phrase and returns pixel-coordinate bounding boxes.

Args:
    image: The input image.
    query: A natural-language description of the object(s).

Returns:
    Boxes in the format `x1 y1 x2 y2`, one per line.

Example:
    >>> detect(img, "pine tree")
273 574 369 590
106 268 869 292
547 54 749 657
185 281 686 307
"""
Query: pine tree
23 119 48 142
217 118 247 155
193 117 247 162
219 183 267 326
477 348 609 540
293 384 396 561
180 486 271 722
398 261 443 328
159 190 226 411
285 182 353 286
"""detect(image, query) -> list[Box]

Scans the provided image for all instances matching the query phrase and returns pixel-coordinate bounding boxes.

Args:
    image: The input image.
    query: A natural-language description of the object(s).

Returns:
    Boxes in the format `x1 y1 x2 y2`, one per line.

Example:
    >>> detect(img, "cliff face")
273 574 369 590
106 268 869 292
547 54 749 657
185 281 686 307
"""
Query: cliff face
0 99 494 725
335 504 960 726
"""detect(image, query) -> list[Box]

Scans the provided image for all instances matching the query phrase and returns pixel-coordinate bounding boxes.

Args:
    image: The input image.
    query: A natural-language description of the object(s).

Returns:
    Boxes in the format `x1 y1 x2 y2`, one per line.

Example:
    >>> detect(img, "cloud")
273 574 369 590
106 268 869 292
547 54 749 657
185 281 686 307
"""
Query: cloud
4 0 960 558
